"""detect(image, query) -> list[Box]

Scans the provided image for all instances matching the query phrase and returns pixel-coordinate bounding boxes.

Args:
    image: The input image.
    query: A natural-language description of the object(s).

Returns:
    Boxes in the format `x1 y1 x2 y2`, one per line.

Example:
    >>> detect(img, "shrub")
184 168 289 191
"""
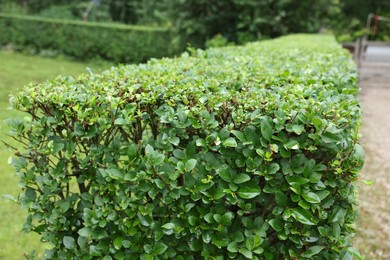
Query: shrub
0 13 183 63
8 34 364 259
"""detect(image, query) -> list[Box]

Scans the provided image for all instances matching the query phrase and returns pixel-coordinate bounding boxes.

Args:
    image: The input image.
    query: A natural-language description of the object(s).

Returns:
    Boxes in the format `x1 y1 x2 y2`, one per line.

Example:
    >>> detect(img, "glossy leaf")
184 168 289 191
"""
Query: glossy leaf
291 207 317 225
302 246 325 258
238 187 261 199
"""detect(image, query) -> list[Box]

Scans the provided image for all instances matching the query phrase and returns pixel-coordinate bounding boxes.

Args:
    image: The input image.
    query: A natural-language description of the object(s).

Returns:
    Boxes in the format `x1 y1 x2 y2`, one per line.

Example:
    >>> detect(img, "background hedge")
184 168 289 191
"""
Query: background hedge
8 34 363 259
0 13 183 63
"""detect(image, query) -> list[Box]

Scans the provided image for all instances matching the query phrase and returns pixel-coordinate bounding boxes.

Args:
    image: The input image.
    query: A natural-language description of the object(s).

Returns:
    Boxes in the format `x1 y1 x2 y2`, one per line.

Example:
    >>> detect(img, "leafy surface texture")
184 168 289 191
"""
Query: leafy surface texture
9 34 363 259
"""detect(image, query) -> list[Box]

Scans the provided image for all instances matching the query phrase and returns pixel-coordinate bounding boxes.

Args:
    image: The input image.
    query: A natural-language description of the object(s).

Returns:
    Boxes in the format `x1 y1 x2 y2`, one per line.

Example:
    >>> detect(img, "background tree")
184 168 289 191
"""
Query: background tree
0 0 389 44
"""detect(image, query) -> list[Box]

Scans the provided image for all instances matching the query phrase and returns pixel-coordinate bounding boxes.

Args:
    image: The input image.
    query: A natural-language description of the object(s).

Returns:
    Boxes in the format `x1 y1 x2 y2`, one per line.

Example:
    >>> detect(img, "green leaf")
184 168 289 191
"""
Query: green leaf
188 215 197 226
89 245 101 256
231 130 246 142
292 125 305 135
220 212 234 225
353 144 365 162
25 188 36 201
312 117 323 131
53 142 65 153
162 223 175 229
204 213 214 223
77 236 88 250
213 214 222 223
57 200 70 213
122 240 131 249
269 218 283 232
173 149 185 159
231 231 244 243
114 118 127 125
286 175 309 185
196 138 207 147
329 207 347 223
222 137 238 147
227 242 238 253
275 191 288 207
267 163 280 175
63 236 75 249
145 144 154 157
346 247 362 260
78 227 92 238
176 161 185 173
154 242 168 255
217 167 231 182
106 169 123 180
302 246 325 258
291 207 316 225
74 122 85 136
238 187 261 199
184 203 196 212
260 117 273 141
144 244 153 254
114 237 123 250
140 254 153 260
239 247 253 259
302 192 321 204
321 132 340 143
284 140 299 149
233 174 251 184
169 136 180 146
185 159 197 172
289 183 301 194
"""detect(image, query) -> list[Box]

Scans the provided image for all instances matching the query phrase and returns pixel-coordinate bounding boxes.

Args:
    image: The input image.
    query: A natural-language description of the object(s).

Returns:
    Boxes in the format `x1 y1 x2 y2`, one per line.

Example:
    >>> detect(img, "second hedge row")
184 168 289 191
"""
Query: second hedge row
0 13 184 63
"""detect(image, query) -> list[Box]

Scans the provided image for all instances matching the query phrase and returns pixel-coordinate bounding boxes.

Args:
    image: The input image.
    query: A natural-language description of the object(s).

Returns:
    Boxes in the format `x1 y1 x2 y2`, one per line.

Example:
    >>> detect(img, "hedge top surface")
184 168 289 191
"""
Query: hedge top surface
10 34 363 259
15 34 357 115
0 12 168 31
14 34 360 145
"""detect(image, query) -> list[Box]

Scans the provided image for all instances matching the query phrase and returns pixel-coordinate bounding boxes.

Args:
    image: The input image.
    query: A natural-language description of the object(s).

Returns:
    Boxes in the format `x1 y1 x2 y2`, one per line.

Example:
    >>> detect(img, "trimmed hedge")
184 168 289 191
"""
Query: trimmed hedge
8 34 364 259
0 13 183 63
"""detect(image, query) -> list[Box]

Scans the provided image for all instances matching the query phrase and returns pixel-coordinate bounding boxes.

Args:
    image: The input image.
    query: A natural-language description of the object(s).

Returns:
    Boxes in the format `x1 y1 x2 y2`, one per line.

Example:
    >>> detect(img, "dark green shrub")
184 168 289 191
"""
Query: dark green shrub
8 34 363 259
0 13 183 63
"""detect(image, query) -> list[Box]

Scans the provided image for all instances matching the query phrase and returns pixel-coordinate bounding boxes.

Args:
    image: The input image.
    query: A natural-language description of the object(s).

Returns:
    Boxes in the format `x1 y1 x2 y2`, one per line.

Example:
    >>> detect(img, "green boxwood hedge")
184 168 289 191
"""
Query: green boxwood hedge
0 13 183 63
8 34 364 259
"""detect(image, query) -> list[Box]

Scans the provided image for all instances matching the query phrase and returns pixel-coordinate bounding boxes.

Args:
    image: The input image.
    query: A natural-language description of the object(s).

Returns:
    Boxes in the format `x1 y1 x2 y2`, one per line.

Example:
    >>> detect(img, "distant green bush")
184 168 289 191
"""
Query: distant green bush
0 13 183 63
8 34 363 259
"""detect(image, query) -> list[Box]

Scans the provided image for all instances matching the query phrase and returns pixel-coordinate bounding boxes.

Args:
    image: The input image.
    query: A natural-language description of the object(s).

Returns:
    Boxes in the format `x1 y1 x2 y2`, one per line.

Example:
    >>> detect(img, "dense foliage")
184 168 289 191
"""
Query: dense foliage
330 0 390 42
1 0 388 45
8 35 363 259
0 13 182 63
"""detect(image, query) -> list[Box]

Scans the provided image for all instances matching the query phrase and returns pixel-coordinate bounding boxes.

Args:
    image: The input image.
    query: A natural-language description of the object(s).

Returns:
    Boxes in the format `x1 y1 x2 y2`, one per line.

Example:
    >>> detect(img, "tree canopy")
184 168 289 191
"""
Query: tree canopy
0 0 389 44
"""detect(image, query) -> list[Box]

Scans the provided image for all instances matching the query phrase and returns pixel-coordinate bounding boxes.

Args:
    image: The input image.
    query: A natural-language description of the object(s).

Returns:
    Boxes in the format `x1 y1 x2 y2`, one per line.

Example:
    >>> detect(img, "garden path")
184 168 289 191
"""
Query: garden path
355 45 390 259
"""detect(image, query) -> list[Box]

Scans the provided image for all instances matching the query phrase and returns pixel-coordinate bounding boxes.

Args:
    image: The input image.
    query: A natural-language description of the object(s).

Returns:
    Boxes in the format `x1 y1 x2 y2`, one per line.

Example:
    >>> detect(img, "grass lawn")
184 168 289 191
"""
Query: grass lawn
0 51 111 259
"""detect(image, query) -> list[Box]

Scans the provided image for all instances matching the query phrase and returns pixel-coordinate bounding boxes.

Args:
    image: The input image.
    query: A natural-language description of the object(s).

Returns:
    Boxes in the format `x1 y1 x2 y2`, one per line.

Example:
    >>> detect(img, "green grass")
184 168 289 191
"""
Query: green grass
0 51 111 259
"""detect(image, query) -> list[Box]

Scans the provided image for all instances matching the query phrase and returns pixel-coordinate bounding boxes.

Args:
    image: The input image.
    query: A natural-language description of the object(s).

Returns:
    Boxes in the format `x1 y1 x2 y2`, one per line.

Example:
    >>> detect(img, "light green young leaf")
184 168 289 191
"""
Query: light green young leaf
222 137 238 147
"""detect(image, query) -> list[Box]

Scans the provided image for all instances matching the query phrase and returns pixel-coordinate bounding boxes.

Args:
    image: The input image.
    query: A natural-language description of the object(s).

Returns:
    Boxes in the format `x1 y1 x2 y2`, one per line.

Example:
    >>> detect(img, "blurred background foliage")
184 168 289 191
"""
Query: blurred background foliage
0 0 389 46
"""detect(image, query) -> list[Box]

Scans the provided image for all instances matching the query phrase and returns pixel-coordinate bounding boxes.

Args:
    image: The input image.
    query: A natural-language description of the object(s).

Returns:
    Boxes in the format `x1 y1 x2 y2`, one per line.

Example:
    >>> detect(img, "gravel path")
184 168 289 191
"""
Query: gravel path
354 48 390 259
